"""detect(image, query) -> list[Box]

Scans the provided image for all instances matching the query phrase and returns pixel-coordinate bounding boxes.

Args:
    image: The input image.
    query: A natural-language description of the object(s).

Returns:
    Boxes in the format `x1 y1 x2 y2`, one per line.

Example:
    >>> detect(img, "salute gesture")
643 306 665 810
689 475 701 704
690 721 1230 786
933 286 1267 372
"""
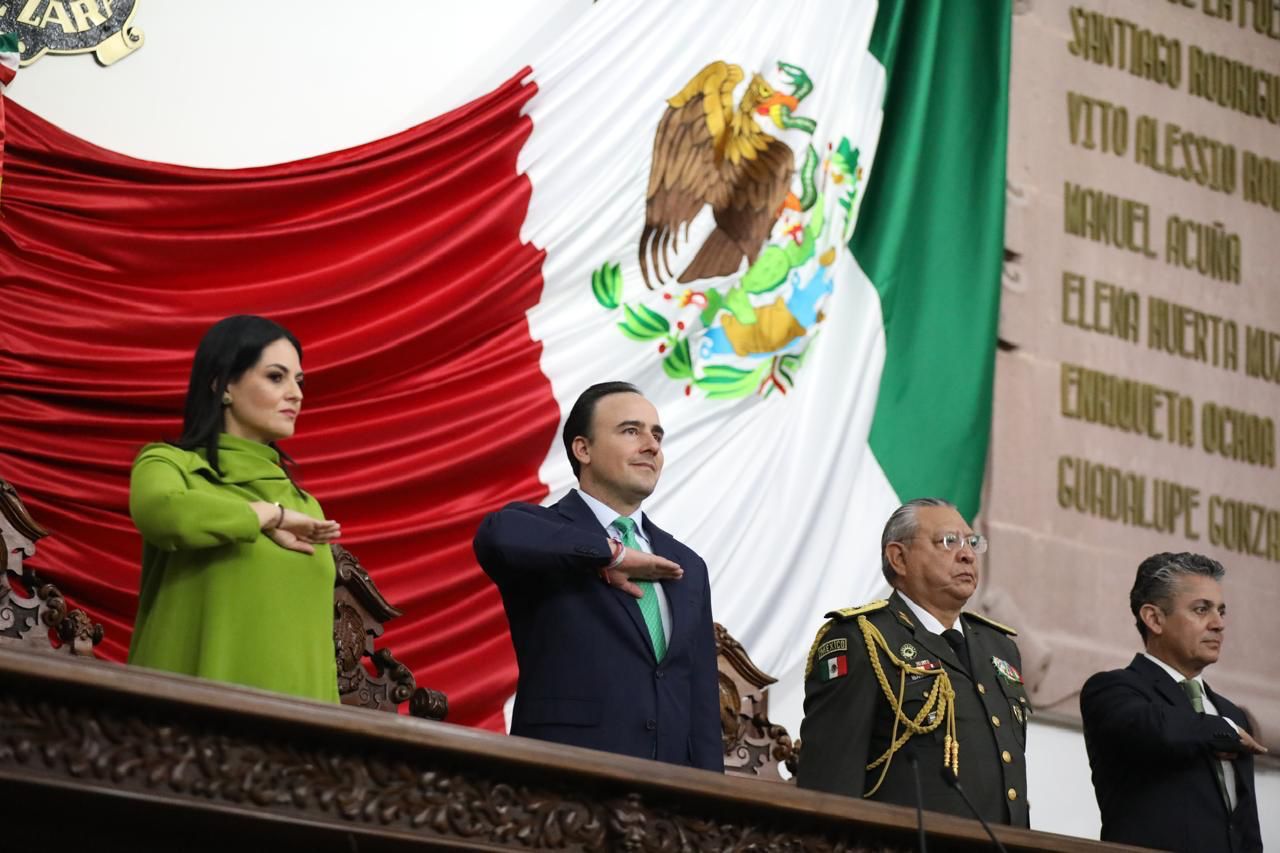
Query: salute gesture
602 543 683 598
253 501 341 555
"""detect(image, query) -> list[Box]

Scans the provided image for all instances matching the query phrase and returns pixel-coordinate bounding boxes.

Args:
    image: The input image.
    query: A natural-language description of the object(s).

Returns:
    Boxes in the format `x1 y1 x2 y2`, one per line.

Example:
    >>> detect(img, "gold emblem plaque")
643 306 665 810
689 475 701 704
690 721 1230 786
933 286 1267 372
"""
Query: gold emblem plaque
3 1 144 67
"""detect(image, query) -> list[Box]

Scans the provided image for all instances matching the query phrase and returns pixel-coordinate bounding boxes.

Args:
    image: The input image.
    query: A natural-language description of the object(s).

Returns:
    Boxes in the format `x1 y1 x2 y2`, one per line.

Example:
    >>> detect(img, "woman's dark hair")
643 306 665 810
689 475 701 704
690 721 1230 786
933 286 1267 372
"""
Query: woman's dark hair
174 315 302 477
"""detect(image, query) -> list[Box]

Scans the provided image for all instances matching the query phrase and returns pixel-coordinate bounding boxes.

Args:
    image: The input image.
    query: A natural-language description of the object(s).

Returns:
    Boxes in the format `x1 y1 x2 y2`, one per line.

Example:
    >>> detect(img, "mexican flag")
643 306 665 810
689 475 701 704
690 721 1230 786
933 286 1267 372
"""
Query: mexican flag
0 0 1008 733
821 654 849 682
0 32 18 205
514 0 1009 725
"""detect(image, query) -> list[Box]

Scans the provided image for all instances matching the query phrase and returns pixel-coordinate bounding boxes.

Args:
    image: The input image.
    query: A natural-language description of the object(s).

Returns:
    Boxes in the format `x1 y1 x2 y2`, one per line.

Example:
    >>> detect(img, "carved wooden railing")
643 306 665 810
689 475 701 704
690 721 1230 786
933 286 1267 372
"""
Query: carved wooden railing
0 646 1148 852
0 479 104 656
716 621 797 780
332 543 448 720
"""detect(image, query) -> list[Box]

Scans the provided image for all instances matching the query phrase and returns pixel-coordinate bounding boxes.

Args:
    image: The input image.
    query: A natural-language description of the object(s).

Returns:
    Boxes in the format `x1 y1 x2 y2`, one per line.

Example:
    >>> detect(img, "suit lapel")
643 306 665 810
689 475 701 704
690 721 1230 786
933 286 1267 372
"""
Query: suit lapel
1206 682 1255 806
644 513 684 658
1130 655 1238 810
1130 654 1194 710
1206 682 1245 729
887 592 969 678
556 491 656 660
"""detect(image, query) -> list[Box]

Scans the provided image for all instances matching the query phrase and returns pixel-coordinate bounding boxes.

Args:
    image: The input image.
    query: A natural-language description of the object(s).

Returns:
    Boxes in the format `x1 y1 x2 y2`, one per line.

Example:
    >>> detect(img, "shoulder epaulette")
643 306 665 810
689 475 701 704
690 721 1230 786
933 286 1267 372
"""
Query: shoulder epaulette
804 600 886 678
824 599 888 621
964 611 1017 636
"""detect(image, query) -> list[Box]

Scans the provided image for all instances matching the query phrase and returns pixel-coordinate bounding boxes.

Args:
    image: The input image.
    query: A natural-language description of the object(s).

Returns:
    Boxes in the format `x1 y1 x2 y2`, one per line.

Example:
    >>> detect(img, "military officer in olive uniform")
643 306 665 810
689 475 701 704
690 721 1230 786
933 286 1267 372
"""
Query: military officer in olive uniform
797 498 1030 827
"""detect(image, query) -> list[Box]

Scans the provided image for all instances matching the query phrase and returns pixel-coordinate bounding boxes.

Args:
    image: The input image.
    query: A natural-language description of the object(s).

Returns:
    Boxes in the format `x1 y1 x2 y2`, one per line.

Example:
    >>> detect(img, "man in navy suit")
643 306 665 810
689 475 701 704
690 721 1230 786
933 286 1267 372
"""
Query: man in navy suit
473 381 723 771
1081 552 1266 853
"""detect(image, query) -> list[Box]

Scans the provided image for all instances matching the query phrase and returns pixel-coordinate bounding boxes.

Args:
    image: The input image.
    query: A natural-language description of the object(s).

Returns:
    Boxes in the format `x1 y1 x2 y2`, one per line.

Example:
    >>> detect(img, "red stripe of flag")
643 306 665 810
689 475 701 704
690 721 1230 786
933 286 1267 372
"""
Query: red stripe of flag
0 70 557 731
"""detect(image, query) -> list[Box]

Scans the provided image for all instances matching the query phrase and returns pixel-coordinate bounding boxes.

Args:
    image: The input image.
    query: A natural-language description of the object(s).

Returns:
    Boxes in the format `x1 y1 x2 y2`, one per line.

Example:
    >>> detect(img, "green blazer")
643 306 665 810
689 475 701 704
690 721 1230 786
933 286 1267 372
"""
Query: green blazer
127 433 338 702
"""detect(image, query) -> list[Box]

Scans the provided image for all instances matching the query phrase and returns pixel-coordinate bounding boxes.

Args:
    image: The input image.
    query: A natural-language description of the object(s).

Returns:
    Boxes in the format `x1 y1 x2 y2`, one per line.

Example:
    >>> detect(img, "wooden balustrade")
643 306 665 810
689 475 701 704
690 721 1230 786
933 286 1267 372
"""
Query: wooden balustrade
0 646 1149 852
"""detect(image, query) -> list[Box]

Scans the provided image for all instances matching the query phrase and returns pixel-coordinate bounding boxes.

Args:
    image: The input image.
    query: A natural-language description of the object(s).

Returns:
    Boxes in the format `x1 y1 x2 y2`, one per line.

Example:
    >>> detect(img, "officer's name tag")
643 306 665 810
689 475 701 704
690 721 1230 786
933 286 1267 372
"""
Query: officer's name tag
816 638 848 660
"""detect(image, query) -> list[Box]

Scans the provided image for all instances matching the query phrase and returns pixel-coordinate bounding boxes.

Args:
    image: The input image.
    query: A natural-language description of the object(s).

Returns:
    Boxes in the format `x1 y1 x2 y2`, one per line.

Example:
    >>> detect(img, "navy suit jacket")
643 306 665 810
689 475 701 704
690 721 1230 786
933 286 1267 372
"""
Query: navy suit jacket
473 490 724 772
1081 654 1261 853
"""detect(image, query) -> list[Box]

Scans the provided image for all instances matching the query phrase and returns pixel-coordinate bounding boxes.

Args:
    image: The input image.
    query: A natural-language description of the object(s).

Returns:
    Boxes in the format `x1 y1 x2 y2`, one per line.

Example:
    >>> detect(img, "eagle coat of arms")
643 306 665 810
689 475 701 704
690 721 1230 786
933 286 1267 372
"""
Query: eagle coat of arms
591 59 866 400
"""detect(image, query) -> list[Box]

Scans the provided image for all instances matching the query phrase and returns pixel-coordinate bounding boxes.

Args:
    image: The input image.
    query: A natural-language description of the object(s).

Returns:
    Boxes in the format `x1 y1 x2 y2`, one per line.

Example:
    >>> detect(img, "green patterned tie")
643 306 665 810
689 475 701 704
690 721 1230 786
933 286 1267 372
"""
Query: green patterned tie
1181 678 1231 810
613 516 666 660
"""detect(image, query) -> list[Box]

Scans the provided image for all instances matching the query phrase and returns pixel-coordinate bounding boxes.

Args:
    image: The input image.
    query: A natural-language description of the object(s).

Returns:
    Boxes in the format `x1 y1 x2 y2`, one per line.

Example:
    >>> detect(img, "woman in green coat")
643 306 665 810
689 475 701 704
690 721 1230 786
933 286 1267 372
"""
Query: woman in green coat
128 315 342 702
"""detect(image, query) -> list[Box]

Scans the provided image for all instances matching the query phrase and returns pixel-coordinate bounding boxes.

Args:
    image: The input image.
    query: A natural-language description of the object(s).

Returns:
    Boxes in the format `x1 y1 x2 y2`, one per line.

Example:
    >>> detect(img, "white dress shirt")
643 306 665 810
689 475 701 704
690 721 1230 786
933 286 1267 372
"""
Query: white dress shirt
898 590 963 636
575 489 672 639
1143 652 1238 809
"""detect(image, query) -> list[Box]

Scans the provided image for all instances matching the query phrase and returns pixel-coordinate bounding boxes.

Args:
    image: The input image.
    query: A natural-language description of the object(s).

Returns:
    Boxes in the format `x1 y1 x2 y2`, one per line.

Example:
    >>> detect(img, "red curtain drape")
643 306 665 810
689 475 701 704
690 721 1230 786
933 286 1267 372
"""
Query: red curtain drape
0 71 558 730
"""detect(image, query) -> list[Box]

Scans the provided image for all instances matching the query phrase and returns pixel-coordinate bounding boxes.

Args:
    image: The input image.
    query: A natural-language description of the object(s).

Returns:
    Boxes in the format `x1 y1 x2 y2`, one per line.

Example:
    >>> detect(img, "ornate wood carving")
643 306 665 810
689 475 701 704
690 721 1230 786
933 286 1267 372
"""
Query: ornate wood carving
0 477 103 656
0 693 603 847
604 791 865 852
715 621 798 780
0 647 1129 853
0 687 905 851
332 543 448 721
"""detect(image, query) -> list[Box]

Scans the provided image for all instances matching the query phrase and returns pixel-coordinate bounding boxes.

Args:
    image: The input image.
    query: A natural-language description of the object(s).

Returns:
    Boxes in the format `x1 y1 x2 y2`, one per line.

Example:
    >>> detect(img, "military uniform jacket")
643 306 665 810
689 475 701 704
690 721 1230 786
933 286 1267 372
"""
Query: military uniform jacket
796 592 1030 827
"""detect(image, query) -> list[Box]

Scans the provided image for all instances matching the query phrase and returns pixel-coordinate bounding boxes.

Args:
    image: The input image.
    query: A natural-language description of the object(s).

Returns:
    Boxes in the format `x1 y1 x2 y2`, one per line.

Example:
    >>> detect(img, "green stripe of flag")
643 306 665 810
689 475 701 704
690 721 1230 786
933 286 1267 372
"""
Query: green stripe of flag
852 0 1011 521
0 32 17 87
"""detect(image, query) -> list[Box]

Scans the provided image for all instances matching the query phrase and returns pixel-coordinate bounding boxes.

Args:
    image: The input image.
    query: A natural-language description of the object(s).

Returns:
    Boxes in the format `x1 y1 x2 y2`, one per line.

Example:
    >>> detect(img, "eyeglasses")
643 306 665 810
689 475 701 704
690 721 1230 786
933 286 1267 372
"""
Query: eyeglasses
929 531 988 554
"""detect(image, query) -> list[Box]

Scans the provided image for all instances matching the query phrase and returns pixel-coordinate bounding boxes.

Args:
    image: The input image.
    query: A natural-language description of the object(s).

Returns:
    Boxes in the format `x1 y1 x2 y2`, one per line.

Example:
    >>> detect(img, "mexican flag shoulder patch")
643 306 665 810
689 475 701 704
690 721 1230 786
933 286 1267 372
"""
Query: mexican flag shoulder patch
820 654 848 681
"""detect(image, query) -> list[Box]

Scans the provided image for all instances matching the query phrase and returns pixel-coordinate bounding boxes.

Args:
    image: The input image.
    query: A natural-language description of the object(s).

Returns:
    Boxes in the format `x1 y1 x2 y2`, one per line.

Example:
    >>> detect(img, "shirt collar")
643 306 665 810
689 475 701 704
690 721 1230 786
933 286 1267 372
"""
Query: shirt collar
575 488 647 544
897 590 963 636
1143 652 1203 688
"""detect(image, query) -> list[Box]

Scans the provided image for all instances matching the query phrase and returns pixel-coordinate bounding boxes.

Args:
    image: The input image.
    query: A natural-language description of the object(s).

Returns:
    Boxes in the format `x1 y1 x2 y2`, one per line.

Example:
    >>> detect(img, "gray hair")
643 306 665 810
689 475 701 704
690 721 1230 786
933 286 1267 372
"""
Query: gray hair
880 497 957 585
1129 552 1225 640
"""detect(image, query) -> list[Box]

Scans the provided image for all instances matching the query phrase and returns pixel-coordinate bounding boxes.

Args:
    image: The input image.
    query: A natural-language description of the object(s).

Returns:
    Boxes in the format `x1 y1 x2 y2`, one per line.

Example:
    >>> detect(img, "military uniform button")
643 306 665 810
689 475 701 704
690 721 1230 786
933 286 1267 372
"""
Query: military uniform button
1002 750 1012 764
1007 788 1017 801
977 683 986 695
991 715 1001 727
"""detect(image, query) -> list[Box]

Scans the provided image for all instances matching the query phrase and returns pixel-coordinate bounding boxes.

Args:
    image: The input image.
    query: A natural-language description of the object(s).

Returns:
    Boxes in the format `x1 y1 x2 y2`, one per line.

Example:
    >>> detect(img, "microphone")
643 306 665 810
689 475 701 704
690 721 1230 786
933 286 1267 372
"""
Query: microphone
940 766 1009 853
901 741 928 853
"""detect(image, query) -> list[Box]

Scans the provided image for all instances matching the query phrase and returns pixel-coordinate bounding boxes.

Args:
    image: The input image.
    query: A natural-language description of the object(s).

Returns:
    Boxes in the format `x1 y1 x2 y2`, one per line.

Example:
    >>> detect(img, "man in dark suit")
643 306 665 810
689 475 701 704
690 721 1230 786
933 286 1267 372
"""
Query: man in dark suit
1081 552 1266 852
797 498 1030 826
473 381 723 771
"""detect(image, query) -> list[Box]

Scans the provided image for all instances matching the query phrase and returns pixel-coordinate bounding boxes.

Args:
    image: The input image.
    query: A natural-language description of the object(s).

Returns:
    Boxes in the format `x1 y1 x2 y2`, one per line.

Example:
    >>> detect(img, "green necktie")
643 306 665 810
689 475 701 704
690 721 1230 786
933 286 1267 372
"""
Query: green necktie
1181 678 1231 810
613 516 667 660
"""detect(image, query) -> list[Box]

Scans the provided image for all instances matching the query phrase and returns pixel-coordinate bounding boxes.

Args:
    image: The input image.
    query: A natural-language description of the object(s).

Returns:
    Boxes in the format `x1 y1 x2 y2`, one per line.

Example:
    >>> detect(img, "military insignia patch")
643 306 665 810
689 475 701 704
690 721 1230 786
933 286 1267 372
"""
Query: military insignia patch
991 656 1023 684
819 654 848 681
1012 704 1024 724
899 643 917 661
909 659 940 681
816 638 847 660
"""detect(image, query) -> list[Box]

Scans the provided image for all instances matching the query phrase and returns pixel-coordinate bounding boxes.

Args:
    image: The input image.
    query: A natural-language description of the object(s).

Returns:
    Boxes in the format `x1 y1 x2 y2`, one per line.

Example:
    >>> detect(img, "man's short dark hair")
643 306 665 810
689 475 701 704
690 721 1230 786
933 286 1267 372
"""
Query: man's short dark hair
880 497 957 585
1129 552 1225 640
562 381 642 478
